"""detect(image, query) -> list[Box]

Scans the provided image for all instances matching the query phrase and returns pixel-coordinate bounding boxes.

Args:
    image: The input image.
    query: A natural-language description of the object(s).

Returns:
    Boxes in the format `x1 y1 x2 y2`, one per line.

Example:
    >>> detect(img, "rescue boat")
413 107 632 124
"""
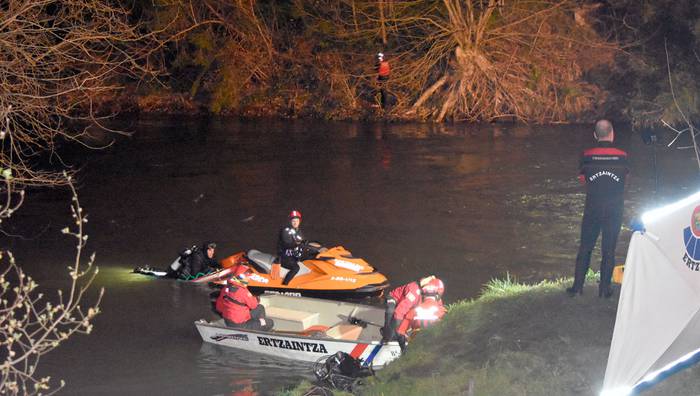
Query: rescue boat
195 294 401 367
213 245 389 299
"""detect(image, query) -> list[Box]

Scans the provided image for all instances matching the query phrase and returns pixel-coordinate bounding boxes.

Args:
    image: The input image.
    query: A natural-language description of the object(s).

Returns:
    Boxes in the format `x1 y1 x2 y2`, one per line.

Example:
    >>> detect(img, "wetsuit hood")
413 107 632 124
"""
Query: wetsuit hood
202 242 217 257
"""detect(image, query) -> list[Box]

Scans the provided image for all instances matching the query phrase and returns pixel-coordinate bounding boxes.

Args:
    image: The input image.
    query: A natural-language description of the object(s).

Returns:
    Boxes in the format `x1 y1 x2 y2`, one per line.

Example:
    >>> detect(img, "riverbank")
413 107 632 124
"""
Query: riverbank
88 86 398 122
281 275 700 396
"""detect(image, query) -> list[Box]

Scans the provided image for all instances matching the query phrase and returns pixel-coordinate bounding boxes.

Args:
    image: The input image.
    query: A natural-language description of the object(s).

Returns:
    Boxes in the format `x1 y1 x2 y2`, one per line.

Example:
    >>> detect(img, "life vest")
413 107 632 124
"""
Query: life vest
215 284 258 324
410 299 446 328
389 281 422 320
397 297 446 336
378 61 391 77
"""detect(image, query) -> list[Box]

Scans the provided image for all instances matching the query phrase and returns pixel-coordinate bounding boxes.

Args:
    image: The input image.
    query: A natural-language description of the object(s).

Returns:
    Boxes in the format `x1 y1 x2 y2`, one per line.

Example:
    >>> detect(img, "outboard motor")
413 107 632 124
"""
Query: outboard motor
312 351 374 393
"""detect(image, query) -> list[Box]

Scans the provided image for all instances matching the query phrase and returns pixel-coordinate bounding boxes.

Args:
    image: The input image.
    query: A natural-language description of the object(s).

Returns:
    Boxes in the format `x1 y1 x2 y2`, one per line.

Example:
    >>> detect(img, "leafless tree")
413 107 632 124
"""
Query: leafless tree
299 0 618 122
659 39 700 170
152 0 276 111
0 175 102 395
0 1 161 393
0 0 158 187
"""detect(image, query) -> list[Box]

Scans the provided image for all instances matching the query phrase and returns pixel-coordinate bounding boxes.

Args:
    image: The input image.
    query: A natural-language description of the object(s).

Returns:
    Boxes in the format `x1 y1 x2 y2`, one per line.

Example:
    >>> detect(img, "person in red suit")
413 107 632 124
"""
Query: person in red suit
381 275 444 344
396 292 446 339
376 52 391 108
215 266 274 331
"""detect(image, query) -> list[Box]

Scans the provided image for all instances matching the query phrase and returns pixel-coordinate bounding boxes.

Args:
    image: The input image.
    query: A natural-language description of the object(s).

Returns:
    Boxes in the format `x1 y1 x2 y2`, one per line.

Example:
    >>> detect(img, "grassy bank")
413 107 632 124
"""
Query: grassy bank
282 275 700 396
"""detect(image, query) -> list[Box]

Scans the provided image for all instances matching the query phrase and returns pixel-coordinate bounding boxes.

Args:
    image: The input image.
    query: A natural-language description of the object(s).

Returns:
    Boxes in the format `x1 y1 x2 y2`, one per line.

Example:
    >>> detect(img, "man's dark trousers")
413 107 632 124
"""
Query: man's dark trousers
572 200 623 295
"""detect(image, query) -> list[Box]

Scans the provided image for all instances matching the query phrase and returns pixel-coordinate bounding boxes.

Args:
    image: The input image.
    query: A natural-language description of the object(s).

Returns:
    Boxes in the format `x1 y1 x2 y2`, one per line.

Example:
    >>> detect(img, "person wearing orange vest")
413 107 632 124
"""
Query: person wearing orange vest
396 293 446 339
215 266 274 331
377 53 391 81
381 275 444 344
376 52 391 108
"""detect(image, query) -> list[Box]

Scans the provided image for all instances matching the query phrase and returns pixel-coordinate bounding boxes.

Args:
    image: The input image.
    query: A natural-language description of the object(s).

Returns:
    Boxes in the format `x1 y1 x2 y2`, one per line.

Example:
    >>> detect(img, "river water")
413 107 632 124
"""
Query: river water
5 118 699 395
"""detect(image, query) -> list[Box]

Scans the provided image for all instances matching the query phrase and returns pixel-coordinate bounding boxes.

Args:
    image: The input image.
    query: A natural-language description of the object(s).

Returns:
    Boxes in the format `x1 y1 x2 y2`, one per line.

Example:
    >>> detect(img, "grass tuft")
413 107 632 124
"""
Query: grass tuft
282 273 700 396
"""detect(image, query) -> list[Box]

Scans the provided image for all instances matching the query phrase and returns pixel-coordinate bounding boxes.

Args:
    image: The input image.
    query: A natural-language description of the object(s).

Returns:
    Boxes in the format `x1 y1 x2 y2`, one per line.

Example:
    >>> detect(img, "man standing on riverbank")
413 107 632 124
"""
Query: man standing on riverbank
376 52 391 109
567 119 629 298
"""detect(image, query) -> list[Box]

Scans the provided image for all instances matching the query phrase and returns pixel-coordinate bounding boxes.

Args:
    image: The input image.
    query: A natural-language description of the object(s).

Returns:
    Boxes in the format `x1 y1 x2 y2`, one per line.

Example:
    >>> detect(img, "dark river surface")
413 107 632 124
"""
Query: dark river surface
6 118 700 395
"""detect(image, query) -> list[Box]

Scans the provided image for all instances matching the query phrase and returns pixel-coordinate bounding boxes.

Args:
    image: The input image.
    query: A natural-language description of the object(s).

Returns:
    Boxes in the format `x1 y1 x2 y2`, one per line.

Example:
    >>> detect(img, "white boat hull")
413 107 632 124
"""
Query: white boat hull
195 320 402 367
195 294 402 367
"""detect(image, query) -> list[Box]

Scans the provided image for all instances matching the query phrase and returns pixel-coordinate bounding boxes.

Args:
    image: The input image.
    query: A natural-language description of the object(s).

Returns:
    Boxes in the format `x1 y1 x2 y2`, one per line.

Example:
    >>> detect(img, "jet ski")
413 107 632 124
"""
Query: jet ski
215 244 389 299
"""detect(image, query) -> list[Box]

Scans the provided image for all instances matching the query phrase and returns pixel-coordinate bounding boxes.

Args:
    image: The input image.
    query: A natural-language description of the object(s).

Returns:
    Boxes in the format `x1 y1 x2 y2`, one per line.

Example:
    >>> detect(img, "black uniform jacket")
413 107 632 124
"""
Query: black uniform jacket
578 141 629 205
277 226 304 257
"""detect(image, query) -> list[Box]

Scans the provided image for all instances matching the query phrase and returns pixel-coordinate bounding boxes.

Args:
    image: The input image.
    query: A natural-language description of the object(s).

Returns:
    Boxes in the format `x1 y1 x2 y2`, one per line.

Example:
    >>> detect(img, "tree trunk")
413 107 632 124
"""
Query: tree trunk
412 74 449 110
437 88 458 122
379 0 387 45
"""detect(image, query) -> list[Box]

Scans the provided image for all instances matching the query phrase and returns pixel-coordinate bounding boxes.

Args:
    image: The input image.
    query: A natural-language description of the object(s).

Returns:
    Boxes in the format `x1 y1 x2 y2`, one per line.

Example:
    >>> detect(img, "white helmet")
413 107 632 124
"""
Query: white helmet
377 52 384 60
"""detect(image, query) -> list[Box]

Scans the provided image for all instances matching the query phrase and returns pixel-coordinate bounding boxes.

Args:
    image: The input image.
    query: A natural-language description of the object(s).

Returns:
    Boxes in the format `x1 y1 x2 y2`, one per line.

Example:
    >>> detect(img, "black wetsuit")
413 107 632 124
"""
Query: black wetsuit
277 225 304 285
572 141 629 295
182 246 218 279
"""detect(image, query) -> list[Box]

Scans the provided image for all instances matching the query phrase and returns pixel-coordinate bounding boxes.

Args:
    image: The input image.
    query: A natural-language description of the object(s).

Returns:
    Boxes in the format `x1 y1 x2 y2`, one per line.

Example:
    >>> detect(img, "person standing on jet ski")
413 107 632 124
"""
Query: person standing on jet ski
381 276 444 344
169 242 219 279
277 210 305 285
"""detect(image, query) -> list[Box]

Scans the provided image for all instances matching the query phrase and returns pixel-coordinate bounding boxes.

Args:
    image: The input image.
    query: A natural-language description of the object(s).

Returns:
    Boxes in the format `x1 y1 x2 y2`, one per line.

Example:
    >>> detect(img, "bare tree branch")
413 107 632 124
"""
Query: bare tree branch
0 0 160 188
0 176 102 395
662 38 700 169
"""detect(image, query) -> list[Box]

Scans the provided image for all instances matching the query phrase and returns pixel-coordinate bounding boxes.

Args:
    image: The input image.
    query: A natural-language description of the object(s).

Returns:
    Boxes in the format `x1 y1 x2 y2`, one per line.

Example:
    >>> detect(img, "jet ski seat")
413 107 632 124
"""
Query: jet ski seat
247 249 311 278
247 250 276 273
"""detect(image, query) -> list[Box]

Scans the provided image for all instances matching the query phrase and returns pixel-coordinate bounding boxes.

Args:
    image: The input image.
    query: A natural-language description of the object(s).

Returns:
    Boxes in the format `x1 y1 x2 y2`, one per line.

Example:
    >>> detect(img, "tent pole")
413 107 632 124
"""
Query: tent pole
629 347 700 395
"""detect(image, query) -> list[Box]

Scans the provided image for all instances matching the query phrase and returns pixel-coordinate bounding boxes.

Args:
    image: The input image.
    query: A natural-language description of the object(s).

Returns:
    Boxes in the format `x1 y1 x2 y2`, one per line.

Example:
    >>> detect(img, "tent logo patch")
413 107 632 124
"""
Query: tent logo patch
692 205 700 237
682 205 700 270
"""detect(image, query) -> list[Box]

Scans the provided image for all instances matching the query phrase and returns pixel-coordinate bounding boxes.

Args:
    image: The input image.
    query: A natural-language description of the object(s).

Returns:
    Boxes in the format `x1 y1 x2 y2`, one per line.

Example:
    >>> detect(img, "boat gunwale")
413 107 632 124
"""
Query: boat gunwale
197 294 393 346
195 318 399 346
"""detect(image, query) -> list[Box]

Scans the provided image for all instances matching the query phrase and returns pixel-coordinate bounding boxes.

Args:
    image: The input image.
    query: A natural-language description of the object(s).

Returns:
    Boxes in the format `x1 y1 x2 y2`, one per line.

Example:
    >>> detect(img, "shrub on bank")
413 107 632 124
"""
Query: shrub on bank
284 274 700 395
364 277 604 395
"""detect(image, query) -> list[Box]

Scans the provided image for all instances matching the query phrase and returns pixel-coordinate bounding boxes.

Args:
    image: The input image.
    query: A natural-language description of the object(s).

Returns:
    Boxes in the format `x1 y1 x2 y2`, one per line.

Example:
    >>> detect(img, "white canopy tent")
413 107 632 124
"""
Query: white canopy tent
602 191 700 396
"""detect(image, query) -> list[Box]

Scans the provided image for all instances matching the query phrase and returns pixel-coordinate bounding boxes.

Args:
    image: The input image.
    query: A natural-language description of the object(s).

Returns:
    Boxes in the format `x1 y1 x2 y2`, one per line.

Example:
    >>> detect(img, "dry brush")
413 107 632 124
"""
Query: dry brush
299 0 617 122
0 0 157 186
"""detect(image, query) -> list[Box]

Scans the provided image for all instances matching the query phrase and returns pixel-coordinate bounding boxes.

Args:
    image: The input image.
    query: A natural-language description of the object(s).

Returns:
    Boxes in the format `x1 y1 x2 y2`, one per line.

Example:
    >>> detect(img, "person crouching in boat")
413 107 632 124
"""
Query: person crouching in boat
395 286 446 350
215 266 274 331
381 276 444 344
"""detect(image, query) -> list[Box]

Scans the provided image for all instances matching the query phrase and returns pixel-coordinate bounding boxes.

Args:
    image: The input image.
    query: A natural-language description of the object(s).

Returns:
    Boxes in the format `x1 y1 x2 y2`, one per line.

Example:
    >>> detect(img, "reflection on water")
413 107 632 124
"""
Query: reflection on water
197 343 314 394
101 266 154 284
8 118 699 395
